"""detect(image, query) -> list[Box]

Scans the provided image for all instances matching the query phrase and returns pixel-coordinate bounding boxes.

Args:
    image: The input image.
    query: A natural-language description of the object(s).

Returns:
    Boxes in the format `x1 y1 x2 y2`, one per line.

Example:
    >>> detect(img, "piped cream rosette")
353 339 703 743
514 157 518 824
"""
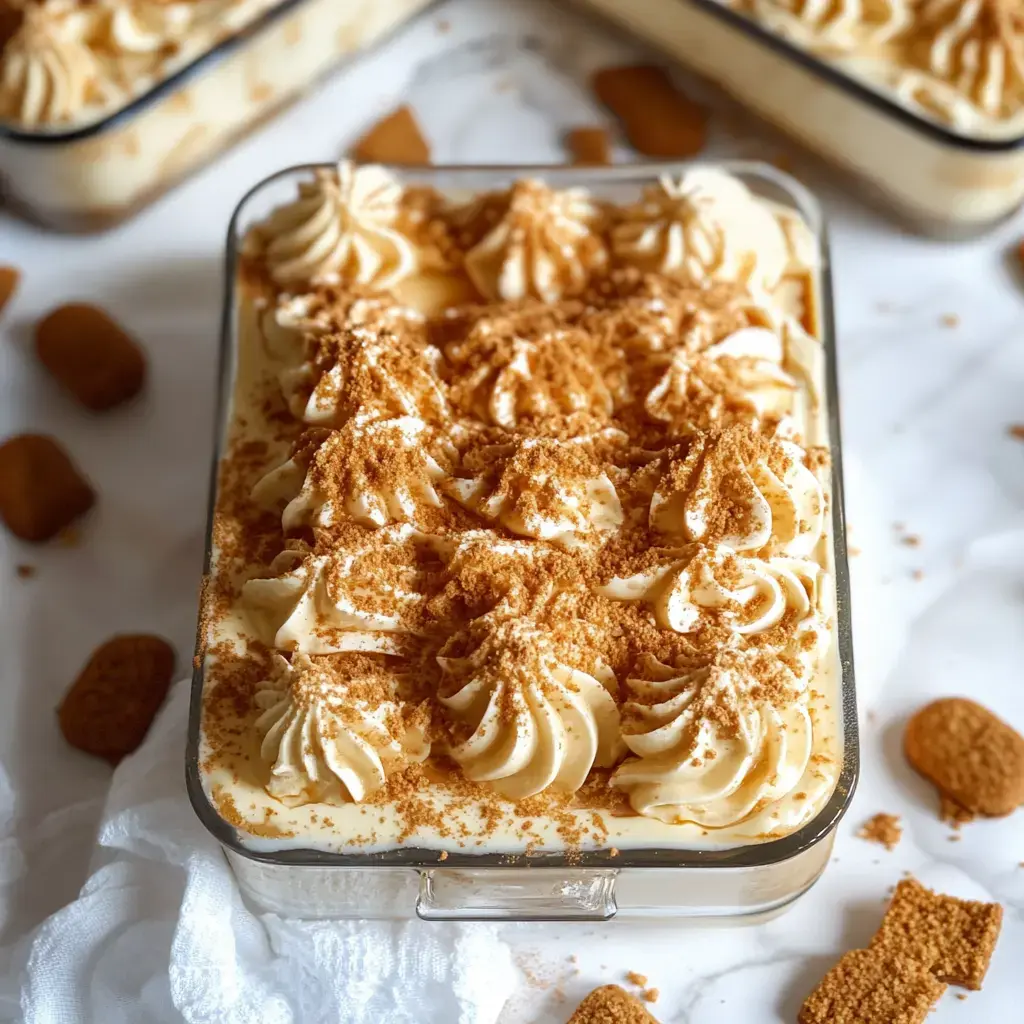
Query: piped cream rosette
438 613 624 799
254 652 429 805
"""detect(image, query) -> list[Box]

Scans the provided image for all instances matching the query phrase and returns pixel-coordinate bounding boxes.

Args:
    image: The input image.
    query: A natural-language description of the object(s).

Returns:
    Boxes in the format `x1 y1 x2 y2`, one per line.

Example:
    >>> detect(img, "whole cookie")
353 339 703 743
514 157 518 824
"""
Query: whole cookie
58 635 175 764
904 698 1024 817
0 434 95 542
35 303 146 411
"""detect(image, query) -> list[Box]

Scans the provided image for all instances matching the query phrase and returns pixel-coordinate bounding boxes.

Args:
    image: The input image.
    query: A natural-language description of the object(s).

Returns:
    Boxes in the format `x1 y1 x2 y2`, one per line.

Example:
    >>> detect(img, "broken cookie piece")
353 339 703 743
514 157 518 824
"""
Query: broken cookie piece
351 105 430 165
565 126 611 166
591 65 706 158
0 434 95 542
58 635 176 764
799 948 946 1024
567 985 659 1024
904 697 1024 817
35 303 147 411
0 266 19 318
870 877 1002 990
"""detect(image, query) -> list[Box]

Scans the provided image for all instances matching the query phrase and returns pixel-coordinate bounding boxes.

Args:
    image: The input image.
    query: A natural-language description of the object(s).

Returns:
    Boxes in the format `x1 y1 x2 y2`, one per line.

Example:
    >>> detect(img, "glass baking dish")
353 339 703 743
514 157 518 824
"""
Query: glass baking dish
569 0 1024 239
186 161 858 922
0 0 433 232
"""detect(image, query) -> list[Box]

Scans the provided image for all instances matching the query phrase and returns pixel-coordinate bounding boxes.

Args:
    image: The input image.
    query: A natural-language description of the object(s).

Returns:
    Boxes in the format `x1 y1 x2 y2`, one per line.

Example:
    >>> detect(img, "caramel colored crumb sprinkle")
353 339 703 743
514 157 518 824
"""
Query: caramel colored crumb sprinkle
1007 424 1024 440
15 563 35 579
941 313 959 328
626 972 648 988
568 985 659 1024
857 813 902 851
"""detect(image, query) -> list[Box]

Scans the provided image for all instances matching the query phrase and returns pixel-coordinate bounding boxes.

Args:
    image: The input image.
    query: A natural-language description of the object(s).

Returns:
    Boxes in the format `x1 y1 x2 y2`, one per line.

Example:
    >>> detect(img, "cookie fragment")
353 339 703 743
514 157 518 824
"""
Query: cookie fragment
799 948 946 1024
565 126 611 166
58 635 176 764
351 105 430 165
857 813 902 851
870 877 1002 990
0 434 95 542
35 304 146 411
591 65 706 158
904 697 1024 817
567 984 659 1024
0 266 19 317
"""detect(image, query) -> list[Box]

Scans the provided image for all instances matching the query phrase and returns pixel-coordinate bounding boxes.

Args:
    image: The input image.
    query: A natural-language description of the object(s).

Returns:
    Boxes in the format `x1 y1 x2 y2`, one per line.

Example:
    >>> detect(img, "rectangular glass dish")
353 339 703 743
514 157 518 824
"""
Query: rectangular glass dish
187 161 858 922
0 0 433 232
570 0 1024 238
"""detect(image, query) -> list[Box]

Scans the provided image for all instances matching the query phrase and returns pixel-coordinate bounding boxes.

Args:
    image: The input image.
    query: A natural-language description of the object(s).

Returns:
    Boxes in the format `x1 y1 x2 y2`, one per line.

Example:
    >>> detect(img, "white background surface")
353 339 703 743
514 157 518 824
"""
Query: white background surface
2 0 1024 1020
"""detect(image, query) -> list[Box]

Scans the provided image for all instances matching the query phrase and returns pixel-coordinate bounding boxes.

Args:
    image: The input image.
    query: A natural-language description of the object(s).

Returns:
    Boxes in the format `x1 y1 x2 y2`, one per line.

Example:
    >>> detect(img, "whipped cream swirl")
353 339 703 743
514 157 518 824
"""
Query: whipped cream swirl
611 647 812 827
253 416 455 531
647 429 825 557
242 532 428 654
463 180 607 303
254 652 429 804
899 0 1024 123
444 434 623 547
279 327 447 429
439 614 624 798
749 0 911 52
600 544 825 644
644 325 800 431
446 321 614 428
257 163 417 287
102 1 194 55
1 1 111 126
611 172 799 294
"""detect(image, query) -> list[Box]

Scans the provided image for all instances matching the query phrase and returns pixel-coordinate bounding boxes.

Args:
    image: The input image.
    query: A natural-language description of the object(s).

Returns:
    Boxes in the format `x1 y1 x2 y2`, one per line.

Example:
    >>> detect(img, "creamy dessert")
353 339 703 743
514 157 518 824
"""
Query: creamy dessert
197 163 842 857
0 0 431 229
732 0 1024 139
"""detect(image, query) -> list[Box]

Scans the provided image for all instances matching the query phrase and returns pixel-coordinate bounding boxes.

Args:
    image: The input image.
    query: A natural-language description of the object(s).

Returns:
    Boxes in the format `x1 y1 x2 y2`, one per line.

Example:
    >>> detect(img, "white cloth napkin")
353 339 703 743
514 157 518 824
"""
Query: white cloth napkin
0 682 516 1024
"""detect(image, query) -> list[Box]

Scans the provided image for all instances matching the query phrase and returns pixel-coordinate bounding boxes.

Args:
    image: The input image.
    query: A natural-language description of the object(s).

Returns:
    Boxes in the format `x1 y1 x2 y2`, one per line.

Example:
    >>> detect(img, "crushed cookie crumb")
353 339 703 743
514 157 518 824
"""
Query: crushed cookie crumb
857 813 902 851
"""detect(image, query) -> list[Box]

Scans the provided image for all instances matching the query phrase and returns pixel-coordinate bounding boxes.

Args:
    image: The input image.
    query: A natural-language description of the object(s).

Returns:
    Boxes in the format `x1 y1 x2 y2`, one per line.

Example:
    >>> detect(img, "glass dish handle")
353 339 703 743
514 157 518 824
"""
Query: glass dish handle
416 868 618 921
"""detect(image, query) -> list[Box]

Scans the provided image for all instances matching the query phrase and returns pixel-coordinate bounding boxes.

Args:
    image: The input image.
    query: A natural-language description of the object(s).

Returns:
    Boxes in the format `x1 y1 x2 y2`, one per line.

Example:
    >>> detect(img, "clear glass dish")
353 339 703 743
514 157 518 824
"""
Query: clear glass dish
570 0 1024 239
187 161 859 922
0 0 433 232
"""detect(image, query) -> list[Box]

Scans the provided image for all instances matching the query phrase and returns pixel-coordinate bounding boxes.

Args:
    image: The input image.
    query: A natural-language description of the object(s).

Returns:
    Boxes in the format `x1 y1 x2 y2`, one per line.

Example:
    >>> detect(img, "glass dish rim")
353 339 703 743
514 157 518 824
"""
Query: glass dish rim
596 0 1024 154
1 0 350 145
186 158 859 873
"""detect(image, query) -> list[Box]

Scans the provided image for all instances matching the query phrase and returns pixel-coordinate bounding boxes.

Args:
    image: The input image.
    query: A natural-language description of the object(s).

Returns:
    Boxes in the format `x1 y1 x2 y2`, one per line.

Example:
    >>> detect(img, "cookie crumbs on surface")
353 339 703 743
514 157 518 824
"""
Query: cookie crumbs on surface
956 993 967 1001
1007 424 1024 440
900 534 921 547
911 569 924 581
871 877 1003 990
798 948 945 1024
438 850 448 861
857 813 902 851
567 985 659 1024
941 313 959 328
15 563 35 579
642 988 659 1004
626 972 648 988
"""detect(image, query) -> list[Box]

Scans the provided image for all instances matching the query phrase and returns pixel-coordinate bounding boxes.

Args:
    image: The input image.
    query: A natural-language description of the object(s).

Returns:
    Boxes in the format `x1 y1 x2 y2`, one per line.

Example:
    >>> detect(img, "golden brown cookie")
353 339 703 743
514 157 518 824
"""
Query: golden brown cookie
870 877 1003 990
0 266 19 318
58 636 176 764
904 697 1024 817
0 434 95 542
35 303 146 411
351 106 430 166
799 948 946 1024
565 126 611 166
567 985 659 1024
591 65 706 158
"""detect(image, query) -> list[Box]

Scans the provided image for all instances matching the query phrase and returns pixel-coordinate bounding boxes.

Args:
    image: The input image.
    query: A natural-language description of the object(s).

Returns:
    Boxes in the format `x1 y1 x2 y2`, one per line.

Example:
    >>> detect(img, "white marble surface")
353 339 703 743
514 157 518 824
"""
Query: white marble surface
2 0 1023 1020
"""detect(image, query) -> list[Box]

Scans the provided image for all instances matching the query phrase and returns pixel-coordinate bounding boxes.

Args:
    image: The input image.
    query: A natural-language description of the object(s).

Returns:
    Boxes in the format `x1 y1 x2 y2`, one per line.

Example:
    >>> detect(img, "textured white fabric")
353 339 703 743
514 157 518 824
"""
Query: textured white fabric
0 683 516 1024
